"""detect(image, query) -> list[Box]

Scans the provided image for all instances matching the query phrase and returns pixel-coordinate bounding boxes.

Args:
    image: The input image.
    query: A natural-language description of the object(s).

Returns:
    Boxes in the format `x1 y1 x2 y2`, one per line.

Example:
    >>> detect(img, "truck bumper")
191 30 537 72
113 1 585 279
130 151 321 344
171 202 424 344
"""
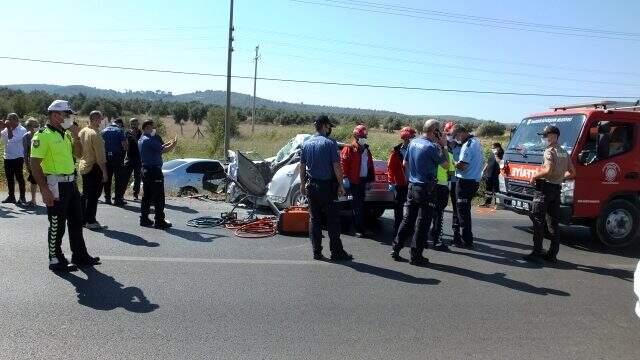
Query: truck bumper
495 193 573 224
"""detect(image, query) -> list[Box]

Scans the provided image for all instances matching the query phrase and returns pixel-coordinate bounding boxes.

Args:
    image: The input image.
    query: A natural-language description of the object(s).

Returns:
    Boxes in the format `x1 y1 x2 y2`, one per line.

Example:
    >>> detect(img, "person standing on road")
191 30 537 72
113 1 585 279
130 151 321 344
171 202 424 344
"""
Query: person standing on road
387 126 416 236
430 143 455 251
22 117 40 207
480 143 504 208
138 120 176 229
30 100 100 271
444 121 462 244
78 111 108 230
391 119 449 266
524 125 575 263
452 124 484 249
341 125 375 238
101 118 127 206
300 115 353 262
121 118 143 200
1 113 28 204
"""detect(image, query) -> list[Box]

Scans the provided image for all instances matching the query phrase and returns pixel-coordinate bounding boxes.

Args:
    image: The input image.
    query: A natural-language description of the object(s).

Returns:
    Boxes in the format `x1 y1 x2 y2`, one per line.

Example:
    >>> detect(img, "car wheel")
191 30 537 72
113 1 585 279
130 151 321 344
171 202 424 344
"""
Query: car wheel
178 186 199 197
289 185 309 207
595 199 640 248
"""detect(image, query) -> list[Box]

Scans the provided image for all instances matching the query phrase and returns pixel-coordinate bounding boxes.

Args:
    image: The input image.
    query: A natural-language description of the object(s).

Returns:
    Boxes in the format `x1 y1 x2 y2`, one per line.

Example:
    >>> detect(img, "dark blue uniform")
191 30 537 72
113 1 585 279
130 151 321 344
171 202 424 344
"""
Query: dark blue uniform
138 133 165 225
301 134 346 257
101 124 126 203
392 137 446 263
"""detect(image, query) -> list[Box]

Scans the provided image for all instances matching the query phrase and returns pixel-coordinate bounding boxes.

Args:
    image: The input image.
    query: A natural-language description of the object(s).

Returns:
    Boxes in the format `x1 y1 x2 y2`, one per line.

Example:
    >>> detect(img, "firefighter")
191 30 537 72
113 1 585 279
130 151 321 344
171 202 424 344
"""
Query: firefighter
391 119 449 266
30 100 101 271
524 125 575 263
300 115 353 261
341 125 374 238
387 126 416 235
444 121 462 244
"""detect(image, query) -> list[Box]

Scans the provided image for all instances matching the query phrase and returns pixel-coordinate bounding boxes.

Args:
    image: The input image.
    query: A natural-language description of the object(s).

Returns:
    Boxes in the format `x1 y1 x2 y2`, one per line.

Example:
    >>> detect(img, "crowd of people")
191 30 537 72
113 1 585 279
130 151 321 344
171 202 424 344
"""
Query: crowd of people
1 100 177 271
301 115 573 266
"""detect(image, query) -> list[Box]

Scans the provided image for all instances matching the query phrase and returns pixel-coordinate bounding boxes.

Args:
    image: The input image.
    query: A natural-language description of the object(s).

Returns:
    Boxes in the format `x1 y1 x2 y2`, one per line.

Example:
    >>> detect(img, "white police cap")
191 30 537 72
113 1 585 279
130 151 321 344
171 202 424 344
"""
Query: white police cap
47 100 76 114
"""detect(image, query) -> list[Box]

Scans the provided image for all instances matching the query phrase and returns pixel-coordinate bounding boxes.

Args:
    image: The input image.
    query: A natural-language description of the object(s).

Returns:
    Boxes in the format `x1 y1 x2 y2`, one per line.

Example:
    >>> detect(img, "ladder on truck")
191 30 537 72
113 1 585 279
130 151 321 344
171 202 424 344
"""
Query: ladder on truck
551 100 639 111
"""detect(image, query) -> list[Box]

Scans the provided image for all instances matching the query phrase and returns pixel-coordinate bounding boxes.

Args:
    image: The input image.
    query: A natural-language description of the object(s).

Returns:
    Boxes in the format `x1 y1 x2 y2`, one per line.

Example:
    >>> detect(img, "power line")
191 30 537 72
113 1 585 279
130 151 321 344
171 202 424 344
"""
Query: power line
290 0 640 42
1 55 637 99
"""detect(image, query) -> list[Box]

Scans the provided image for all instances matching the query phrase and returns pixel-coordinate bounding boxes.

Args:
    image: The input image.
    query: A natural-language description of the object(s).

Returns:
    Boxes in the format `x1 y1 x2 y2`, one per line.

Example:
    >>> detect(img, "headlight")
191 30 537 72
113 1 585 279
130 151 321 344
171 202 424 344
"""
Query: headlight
499 174 507 193
561 179 575 205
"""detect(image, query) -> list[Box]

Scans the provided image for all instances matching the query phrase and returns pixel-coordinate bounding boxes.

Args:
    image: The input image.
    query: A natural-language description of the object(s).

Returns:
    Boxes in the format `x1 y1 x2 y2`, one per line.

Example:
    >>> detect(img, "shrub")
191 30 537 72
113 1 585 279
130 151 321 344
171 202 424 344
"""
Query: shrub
475 121 506 137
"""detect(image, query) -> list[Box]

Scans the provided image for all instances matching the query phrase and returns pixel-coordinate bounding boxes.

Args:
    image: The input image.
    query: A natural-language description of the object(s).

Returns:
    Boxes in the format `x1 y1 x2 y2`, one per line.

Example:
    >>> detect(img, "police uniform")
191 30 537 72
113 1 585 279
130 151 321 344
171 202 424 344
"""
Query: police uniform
527 126 572 262
455 135 484 247
392 136 447 265
31 101 99 271
138 132 170 228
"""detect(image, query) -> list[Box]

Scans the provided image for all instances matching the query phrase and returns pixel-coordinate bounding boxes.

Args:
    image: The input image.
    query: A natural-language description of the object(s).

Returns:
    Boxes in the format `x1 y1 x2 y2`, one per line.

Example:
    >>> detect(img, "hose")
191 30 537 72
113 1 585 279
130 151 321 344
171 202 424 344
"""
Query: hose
233 217 278 238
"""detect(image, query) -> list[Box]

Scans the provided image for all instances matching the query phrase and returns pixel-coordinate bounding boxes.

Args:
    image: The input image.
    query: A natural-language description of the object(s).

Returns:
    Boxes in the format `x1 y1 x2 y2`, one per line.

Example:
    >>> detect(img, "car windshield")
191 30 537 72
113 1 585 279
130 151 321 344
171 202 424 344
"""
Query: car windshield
273 134 311 163
162 160 187 171
508 114 585 154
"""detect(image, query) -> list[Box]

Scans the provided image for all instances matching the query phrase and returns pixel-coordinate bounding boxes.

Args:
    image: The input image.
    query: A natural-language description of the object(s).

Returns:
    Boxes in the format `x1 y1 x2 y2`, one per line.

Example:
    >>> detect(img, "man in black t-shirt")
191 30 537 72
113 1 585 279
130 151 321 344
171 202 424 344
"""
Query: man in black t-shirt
119 118 143 200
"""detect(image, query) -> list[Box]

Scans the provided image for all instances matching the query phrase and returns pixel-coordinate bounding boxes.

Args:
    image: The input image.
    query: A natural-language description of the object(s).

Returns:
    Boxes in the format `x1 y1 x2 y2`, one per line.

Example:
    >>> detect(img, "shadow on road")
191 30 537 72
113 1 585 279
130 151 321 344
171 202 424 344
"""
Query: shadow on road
339 261 440 285
102 229 160 247
164 203 199 214
0 205 19 218
165 227 227 242
55 267 159 313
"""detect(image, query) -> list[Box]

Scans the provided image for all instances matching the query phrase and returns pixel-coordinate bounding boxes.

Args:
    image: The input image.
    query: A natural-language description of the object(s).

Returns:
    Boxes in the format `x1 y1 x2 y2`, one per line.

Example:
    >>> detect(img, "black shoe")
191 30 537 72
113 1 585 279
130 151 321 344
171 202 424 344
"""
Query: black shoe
133 194 139 201
542 251 558 264
140 218 154 227
2 196 16 204
409 256 430 266
154 220 173 229
330 251 353 262
113 199 127 207
48 256 77 272
104 199 112 205
390 250 407 262
71 255 101 267
463 242 475 249
434 244 450 252
523 252 544 263
313 252 326 261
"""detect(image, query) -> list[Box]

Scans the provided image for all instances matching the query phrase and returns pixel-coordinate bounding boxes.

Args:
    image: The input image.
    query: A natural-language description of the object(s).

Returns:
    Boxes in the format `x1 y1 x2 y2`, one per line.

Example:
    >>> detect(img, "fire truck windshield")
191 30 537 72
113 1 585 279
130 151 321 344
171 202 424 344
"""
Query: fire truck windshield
508 114 585 154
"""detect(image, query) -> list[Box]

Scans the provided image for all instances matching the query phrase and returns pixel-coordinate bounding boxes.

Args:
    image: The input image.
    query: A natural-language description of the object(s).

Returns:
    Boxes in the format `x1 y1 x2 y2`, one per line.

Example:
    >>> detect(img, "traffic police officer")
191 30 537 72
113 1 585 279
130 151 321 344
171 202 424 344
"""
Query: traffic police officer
391 119 449 266
30 100 101 271
138 119 176 229
300 115 353 261
525 125 575 263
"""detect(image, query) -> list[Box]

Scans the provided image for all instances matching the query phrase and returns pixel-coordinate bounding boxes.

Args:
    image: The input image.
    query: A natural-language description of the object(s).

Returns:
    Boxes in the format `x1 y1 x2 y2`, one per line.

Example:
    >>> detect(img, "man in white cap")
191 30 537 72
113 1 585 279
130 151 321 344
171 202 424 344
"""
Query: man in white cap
30 100 101 271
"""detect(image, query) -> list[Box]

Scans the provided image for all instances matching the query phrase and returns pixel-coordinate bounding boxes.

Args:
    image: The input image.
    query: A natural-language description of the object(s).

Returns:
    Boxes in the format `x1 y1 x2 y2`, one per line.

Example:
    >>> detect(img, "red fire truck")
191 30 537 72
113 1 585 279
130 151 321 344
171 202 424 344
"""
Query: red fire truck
496 101 640 248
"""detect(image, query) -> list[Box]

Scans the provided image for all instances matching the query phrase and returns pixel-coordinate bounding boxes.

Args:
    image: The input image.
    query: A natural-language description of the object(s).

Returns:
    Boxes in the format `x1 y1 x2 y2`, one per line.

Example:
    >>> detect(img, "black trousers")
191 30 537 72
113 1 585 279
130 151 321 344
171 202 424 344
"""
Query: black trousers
430 184 451 245
450 182 461 241
530 183 561 257
104 156 124 202
4 157 25 200
393 182 436 259
456 179 480 245
393 185 408 236
47 181 90 260
307 179 344 255
483 176 499 205
141 166 165 222
81 165 103 224
121 163 142 197
350 178 368 233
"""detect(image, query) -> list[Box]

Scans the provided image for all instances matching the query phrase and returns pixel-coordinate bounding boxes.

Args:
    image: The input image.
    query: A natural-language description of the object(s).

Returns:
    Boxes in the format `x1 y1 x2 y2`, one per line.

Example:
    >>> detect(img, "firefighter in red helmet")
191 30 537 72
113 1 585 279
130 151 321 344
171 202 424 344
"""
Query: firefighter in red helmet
387 126 416 235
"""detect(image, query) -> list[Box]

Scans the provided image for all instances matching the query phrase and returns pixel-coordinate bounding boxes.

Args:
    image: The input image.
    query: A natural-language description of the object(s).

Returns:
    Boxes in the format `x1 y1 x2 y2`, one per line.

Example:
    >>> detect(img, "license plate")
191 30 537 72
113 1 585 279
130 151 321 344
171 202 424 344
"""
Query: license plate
375 174 387 183
512 200 530 211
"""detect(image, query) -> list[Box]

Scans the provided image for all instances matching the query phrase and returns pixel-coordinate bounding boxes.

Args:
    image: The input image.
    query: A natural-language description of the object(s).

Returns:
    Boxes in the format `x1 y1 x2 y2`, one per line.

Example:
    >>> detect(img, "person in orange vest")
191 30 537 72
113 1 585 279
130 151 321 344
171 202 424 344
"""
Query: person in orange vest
387 126 416 235
341 125 375 238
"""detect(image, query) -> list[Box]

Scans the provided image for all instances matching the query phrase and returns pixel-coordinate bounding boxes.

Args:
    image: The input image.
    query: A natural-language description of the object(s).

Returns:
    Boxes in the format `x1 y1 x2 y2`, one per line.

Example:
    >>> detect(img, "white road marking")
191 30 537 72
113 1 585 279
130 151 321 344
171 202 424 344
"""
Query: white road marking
101 255 330 266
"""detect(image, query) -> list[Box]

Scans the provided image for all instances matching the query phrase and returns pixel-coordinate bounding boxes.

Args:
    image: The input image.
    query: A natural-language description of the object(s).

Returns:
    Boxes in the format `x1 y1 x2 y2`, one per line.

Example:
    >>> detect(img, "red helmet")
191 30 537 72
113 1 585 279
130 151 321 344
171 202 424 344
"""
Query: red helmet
400 127 416 140
353 125 368 138
443 121 455 134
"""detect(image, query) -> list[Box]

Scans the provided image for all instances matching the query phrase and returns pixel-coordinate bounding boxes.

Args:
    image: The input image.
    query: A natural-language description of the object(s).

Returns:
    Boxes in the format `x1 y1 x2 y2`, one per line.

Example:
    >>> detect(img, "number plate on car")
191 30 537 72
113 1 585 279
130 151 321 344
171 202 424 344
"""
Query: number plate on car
512 200 530 211
375 174 387 183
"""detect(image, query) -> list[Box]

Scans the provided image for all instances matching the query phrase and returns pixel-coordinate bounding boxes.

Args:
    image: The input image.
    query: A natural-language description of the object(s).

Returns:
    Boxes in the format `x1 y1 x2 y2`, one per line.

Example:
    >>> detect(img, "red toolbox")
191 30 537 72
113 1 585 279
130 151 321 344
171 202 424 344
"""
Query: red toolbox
277 206 310 235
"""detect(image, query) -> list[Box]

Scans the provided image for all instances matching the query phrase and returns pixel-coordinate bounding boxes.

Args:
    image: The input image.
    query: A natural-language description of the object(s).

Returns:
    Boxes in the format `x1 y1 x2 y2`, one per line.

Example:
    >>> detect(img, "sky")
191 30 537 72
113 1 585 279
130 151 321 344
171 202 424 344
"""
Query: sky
1 0 639 122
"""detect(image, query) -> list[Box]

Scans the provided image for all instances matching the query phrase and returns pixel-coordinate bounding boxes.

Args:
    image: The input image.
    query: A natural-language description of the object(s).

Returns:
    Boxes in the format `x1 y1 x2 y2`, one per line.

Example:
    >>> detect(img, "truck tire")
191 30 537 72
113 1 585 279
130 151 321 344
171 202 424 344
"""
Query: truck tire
595 199 640 248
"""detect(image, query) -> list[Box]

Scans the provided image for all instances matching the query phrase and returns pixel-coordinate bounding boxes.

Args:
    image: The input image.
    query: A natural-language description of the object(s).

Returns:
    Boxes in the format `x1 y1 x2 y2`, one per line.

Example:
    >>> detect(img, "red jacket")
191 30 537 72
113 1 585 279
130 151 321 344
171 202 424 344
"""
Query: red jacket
387 143 408 187
341 141 375 184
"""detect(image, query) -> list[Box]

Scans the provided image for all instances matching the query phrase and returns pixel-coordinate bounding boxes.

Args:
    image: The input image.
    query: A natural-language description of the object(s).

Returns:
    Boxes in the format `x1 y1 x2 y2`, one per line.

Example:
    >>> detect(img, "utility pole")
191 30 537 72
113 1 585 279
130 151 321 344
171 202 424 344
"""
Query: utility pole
223 0 234 161
251 45 260 134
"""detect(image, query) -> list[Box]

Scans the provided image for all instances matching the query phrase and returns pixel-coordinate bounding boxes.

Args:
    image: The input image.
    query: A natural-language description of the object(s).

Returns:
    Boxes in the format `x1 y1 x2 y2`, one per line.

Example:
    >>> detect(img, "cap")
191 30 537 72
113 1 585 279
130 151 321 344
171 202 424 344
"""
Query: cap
353 125 368 138
313 115 335 128
113 118 124 127
443 121 455 134
538 125 560 137
399 126 416 140
47 100 76 114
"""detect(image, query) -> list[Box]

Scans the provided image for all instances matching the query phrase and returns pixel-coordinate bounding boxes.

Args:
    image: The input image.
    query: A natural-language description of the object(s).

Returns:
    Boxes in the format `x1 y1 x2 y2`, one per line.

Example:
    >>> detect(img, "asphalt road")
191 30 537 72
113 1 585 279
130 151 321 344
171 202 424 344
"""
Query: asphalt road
1 196 639 360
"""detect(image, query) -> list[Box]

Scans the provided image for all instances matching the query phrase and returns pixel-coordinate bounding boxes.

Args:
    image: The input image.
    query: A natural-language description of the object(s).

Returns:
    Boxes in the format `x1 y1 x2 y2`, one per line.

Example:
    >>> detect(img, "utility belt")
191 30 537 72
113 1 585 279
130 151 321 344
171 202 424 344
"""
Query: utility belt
534 179 561 192
45 174 75 200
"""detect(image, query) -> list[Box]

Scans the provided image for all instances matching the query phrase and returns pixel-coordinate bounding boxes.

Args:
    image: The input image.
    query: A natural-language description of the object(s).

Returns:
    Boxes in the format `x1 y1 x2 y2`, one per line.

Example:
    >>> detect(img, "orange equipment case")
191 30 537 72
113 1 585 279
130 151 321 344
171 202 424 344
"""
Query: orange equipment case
277 206 310 235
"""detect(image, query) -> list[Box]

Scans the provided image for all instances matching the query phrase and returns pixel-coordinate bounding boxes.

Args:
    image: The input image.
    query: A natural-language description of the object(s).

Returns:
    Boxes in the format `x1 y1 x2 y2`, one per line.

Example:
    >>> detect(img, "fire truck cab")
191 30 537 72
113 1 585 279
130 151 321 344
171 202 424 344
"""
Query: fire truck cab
496 101 640 248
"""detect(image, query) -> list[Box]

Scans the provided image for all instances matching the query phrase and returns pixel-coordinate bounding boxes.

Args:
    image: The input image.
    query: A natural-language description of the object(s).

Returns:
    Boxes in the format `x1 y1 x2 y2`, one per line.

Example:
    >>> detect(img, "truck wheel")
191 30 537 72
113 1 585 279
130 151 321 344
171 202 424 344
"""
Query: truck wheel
595 199 640 248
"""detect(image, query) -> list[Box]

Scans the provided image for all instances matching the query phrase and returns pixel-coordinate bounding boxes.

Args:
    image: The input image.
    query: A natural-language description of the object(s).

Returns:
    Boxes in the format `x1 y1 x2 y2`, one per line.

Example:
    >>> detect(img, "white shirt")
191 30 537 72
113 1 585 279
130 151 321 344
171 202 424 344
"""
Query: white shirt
360 148 369 178
1 125 28 160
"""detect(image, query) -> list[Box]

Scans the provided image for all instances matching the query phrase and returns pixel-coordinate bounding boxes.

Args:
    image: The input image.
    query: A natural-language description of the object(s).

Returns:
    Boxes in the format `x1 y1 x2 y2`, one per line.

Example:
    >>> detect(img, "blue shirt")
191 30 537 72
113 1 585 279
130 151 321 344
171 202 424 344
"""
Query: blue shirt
456 136 484 182
138 134 164 167
101 125 126 157
405 137 443 184
300 134 339 181
449 144 462 183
